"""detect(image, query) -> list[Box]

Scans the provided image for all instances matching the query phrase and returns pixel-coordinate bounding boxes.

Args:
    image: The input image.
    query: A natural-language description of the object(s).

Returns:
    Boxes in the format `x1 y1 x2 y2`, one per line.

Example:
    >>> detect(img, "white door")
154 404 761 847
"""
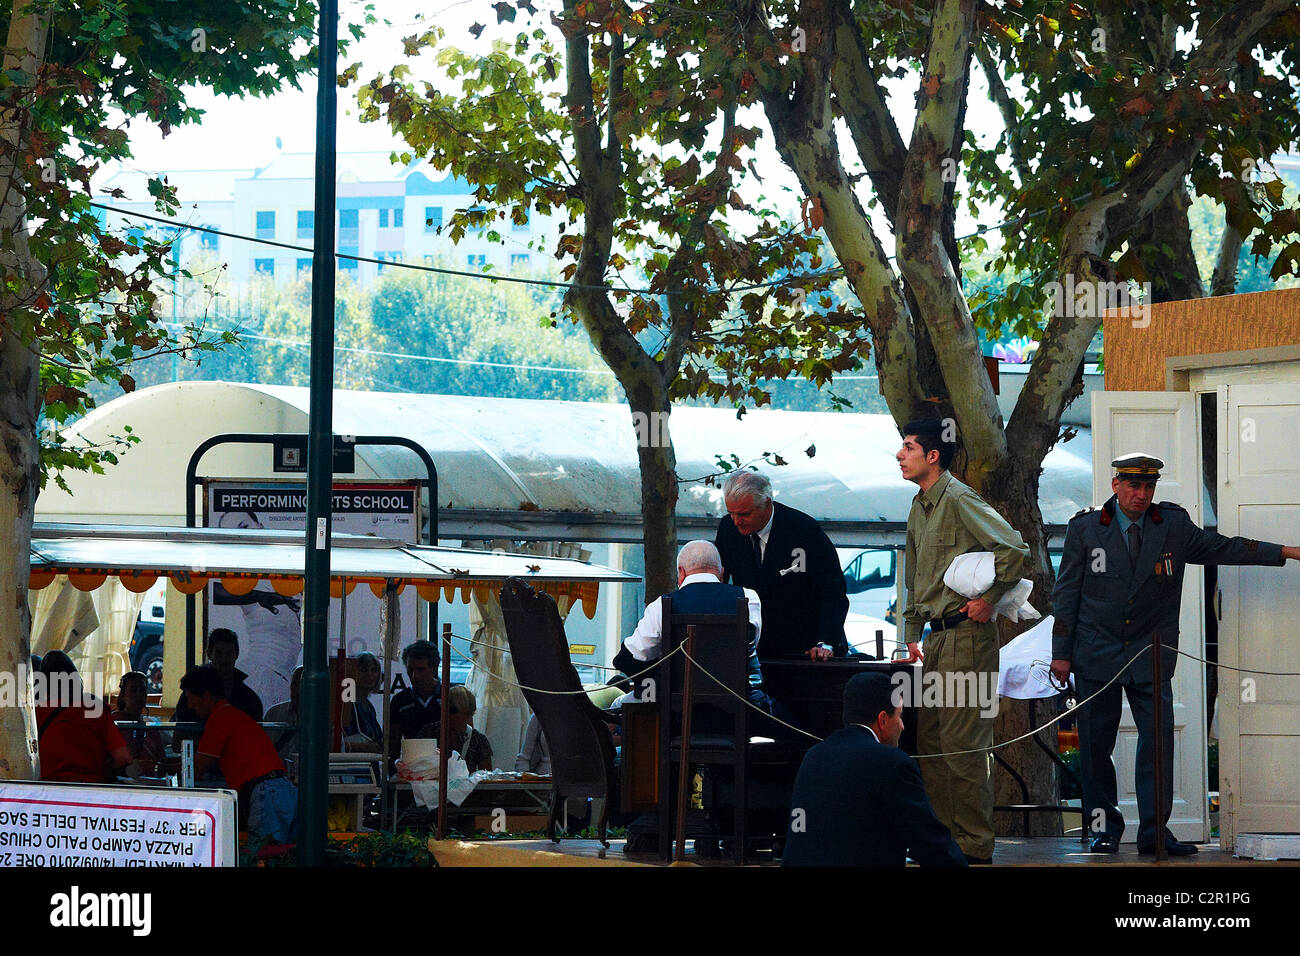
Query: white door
1090 392 1208 842
1215 384 1300 847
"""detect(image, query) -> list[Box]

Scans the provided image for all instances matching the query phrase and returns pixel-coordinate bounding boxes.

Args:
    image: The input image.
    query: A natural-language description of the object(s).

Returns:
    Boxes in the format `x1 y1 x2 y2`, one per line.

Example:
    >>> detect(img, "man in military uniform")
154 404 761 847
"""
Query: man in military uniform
1051 453 1300 855
898 419 1030 865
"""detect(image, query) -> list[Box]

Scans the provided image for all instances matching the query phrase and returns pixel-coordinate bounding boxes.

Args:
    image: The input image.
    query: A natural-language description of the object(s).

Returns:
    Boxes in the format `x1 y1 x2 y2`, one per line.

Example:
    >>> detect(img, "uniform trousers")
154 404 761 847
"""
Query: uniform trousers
917 618 998 859
1076 675 1174 849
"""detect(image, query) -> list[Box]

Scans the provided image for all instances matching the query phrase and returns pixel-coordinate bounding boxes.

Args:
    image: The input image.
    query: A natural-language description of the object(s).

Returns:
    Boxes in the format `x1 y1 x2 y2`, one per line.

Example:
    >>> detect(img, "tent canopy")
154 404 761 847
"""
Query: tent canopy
42 381 1095 544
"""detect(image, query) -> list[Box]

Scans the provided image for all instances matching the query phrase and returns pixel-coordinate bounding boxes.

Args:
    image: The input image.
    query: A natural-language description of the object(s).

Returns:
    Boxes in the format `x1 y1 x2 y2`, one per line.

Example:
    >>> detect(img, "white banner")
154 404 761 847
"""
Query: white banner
0 781 237 867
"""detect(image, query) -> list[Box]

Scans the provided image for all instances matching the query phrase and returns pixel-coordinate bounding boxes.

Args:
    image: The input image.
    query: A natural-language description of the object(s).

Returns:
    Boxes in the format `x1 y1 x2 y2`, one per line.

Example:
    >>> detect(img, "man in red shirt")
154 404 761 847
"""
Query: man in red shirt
36 651 135 783
181 665 297 843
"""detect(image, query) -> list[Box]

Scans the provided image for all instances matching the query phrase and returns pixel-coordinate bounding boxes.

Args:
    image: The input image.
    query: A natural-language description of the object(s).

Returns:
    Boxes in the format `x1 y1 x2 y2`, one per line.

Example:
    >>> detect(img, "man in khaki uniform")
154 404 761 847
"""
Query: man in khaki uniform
898 419 1029 864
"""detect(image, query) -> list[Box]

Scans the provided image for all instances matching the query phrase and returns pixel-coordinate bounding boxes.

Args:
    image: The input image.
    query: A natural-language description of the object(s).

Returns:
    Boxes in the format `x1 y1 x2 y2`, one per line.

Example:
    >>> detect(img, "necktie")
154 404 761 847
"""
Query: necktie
1127 521 1142 568
751 533 763 569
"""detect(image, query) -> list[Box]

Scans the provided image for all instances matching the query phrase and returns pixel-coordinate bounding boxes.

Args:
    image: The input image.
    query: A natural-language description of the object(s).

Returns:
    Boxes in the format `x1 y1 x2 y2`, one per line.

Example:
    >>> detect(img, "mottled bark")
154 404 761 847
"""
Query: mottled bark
1210 221 1245 298
1131 185 1207 302
561 5 678 600
982 461 1061 835
0 0 47 780
746 0 929 425
896 0 1007 485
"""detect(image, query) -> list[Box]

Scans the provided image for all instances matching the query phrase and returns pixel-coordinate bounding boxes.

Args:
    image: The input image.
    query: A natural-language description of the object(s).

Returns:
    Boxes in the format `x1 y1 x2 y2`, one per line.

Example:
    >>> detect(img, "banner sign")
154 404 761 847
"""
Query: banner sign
0 781 238 867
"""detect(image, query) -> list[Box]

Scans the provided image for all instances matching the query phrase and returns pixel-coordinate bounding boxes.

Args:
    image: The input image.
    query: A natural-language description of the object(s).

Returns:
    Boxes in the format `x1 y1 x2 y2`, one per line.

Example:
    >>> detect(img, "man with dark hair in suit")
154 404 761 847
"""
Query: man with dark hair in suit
714 470 848 661
783 672 966 867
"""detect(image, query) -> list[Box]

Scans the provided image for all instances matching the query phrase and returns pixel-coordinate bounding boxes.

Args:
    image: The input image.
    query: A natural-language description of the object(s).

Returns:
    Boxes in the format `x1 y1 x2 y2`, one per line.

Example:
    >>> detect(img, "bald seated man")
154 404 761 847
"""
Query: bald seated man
613 540 772 713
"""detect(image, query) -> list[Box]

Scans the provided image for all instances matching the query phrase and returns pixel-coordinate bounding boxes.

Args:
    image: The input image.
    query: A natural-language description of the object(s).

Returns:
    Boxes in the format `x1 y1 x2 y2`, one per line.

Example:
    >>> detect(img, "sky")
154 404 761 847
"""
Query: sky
114 0 1006 246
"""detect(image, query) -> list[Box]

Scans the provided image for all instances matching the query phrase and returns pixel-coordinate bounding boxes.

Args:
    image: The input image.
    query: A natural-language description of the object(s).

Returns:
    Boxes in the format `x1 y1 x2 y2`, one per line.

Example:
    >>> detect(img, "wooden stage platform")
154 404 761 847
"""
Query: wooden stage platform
430 836 1300 867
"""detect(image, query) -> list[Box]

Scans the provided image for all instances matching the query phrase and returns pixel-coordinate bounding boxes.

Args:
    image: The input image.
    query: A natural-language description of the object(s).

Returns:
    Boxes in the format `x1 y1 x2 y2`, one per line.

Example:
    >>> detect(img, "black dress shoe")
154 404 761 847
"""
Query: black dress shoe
1089 834 1120 853
1138 839 1198 857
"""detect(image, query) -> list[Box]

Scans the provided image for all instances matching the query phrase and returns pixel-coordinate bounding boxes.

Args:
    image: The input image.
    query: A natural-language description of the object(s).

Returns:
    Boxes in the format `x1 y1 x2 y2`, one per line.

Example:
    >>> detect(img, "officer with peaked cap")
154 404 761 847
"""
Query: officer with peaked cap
1051 453 1300 856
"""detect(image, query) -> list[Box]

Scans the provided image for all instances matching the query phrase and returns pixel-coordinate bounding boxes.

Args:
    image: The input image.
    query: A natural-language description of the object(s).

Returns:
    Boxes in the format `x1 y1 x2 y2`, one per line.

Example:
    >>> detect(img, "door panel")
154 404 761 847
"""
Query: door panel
1217 384 1300 845
1091 391 1207 842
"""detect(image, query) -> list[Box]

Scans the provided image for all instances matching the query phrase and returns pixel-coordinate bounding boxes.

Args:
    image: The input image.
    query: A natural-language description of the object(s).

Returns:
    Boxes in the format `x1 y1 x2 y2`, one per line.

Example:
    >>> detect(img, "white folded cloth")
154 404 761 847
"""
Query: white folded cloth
998 615 1073 699
943 551 1041 623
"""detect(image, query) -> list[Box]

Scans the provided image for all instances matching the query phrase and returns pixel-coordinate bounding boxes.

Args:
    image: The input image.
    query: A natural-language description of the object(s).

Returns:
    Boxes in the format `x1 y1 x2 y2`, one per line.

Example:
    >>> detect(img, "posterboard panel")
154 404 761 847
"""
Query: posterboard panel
0 781 237 867
204 481 420 709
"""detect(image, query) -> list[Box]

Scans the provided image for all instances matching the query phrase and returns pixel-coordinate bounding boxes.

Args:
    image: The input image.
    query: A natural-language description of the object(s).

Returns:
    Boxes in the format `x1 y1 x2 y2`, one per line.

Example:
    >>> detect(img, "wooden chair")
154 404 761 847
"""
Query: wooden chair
655 596 805 864
499 578 616 847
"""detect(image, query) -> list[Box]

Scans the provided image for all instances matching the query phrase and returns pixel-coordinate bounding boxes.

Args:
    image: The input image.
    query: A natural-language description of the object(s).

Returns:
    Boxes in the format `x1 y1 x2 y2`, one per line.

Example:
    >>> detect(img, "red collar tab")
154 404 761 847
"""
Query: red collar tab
1100 498 1115 526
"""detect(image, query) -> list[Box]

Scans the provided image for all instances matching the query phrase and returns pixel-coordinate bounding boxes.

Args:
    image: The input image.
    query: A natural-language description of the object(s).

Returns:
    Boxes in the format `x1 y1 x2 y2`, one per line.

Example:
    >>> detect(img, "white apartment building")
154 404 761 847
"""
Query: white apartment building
94 151 555 291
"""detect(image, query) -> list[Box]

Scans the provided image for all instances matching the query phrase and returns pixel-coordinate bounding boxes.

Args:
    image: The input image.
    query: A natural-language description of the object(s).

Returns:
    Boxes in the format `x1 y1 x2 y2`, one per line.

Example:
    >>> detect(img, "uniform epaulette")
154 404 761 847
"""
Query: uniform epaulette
1155 501 1186 512
1070 506 1100 520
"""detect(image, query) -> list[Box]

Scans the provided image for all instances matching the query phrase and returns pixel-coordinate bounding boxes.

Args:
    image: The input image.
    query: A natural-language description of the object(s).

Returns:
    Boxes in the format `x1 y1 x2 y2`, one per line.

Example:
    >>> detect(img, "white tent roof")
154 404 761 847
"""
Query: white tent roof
42 382 1094 545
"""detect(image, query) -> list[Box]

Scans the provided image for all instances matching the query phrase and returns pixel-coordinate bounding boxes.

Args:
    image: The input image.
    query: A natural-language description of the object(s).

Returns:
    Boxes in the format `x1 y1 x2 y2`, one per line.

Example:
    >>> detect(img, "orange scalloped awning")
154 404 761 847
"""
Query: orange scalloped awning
28 569 601 616
219 576 260 596
168 571 209 594
29 569 57 590
68 571 108 591
270 576 304 597
119 570 160 593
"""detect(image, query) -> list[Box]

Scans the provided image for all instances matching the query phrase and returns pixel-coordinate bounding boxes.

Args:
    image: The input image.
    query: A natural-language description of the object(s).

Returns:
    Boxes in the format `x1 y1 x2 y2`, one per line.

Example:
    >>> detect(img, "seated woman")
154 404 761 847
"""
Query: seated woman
342 652 383 753
417 684 493 772
115 671 166 776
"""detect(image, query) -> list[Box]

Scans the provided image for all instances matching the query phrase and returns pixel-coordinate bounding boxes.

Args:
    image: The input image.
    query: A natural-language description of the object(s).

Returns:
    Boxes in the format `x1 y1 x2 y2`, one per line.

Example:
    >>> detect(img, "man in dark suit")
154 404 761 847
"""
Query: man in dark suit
1052 453 1300 856
783 671 966 867
714 470 848 660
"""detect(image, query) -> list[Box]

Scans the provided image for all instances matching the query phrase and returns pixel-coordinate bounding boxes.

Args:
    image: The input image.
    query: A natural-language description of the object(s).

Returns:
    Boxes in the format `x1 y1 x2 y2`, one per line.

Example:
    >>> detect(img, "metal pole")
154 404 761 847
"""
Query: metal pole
436 621 451 840
674 625 698 863
1151 631 1166 863
380 582 396 830
297 0 339 866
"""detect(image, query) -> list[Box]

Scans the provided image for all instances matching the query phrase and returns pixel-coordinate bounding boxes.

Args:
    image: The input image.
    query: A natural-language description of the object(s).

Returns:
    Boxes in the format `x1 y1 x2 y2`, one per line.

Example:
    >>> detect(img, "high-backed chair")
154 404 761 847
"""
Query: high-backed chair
499 578 616 847
655 596 806 863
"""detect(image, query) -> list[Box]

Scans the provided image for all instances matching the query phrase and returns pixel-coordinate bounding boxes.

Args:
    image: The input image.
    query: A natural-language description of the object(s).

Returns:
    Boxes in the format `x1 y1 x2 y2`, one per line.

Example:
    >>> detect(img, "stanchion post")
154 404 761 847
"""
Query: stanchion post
1151 631 1166 863
436 621 451 840
674 625 698 863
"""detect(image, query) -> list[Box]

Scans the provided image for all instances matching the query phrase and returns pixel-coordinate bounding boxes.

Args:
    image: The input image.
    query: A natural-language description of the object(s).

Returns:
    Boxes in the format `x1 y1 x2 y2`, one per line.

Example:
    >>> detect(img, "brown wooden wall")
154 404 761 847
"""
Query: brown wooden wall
1103 287 1300 391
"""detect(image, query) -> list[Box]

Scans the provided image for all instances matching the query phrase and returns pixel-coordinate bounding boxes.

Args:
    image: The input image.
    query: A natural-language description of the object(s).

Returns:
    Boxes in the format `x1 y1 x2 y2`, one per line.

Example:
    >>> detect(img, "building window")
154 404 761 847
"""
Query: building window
424 206 442 233
393 207 404 228
199 227 218 250
378 208 388 228
297 258 312 273
254 258 275 275
255 210 275 240
339 257 358 272
377 251 402 273
467 253 487 268
297 210 314 238
511 253 530 267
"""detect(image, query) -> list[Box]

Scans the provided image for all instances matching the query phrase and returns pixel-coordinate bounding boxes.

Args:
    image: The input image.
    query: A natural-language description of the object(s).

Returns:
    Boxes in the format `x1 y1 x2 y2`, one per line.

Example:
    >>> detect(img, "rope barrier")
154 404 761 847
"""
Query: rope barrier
445 635 1300 758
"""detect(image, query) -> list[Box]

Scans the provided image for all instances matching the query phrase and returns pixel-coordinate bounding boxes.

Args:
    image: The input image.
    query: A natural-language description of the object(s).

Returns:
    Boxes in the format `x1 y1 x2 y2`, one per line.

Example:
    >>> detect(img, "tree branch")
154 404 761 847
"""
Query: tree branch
896 0 1006 473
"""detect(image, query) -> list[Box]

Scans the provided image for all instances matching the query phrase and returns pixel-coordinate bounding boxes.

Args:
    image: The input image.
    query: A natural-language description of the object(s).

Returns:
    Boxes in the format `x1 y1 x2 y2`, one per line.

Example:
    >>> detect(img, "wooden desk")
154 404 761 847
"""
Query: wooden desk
759 657 921 754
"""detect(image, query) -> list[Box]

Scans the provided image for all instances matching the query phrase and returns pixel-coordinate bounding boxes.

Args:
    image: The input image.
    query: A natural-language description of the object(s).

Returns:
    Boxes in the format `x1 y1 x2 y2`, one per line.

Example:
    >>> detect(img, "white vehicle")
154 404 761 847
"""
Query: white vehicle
839 548 906 658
